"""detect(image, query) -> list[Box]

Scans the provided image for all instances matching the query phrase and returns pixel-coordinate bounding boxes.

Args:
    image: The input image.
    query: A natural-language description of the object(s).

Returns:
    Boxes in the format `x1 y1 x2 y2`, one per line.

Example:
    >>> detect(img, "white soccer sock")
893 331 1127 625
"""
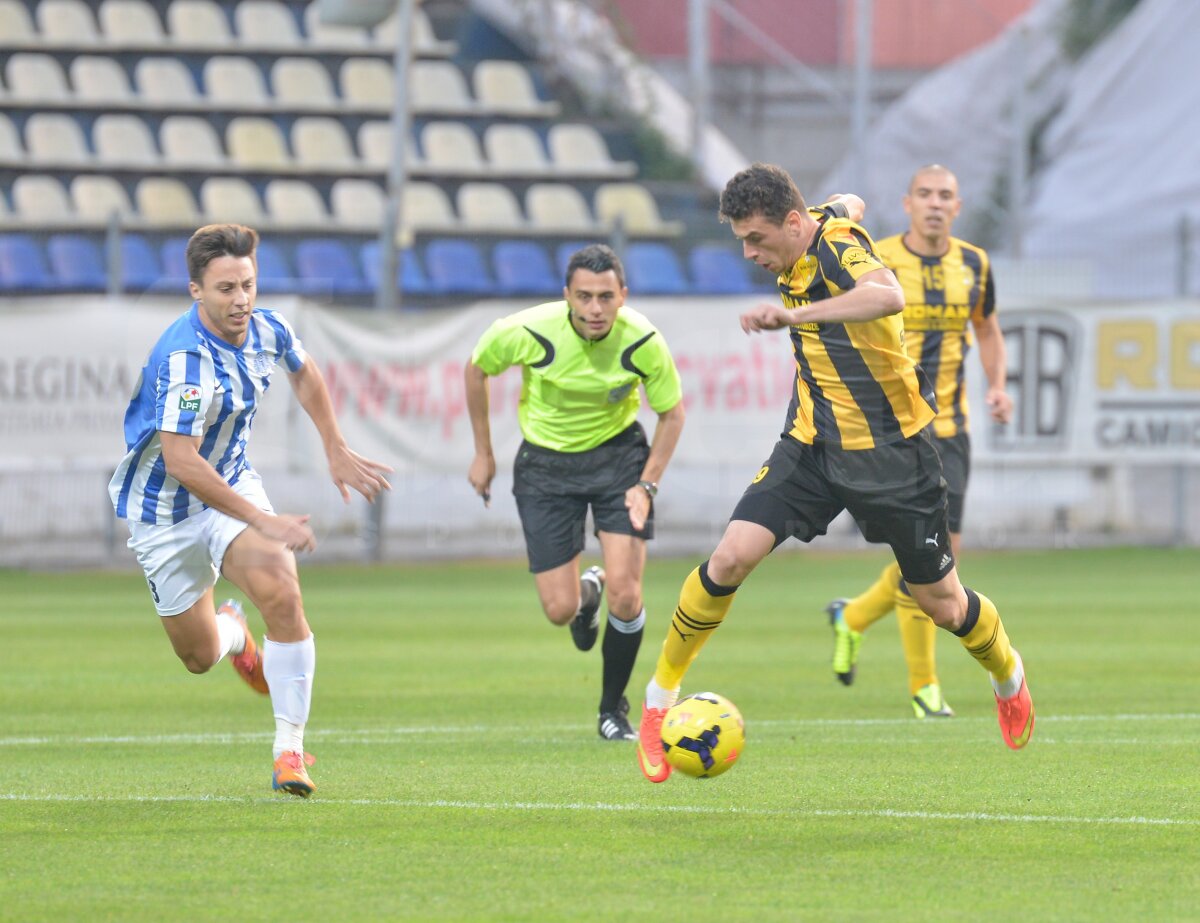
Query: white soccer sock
263 634 316 759
991 649 1025 700
213 609 245 663
645 676 679 710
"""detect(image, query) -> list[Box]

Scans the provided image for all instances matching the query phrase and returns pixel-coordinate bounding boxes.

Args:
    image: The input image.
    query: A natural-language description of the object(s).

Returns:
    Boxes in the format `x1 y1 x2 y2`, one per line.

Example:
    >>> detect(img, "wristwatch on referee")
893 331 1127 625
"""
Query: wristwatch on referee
638 480 658 499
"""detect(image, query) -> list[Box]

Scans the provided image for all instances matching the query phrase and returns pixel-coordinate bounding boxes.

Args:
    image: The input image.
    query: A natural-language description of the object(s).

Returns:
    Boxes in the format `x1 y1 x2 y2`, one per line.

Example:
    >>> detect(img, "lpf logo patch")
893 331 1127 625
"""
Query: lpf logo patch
178 385 201 412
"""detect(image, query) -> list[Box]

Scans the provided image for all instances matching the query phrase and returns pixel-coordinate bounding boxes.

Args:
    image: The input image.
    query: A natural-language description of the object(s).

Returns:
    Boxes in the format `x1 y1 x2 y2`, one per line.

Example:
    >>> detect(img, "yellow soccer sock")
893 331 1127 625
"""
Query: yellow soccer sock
952 588 1017 683
895 584 938 695
843 561 901 633
654 562 738 691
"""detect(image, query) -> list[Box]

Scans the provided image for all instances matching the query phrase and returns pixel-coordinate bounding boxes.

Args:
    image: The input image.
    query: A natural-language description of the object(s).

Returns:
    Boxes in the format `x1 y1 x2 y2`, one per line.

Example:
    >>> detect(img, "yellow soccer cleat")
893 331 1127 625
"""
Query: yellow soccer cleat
220 599 269 695
272 751 317 797
911 683 954 719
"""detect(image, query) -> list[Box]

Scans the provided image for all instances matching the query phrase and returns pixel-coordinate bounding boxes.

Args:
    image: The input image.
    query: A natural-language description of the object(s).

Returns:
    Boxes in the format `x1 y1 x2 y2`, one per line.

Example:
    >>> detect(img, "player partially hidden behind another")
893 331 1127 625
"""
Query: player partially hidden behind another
465 244 685 741
827 164 1014 719
109 224 392 797
634 164 1034 783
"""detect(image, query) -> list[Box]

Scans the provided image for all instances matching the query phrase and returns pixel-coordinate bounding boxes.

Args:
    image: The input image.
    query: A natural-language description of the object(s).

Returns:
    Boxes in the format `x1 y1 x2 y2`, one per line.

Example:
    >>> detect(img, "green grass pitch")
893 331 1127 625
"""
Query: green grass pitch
1 547 1198 921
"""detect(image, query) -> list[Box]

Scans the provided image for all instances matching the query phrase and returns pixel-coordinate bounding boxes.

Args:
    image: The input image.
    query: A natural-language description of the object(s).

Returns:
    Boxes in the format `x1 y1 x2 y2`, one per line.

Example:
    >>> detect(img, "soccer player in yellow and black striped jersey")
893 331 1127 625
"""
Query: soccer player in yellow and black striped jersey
465 244 686 742
826 164 1014 720
635 164 1033 783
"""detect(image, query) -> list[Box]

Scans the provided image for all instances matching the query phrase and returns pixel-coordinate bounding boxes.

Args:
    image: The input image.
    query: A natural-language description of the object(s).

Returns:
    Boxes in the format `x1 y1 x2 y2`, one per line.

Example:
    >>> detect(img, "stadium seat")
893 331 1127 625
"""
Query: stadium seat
6 53 71 102
12 175 74 223
71 175 135 222
204 56 269 107
36 0 99 45
292 116 355 170
473 61 556 117
136 177 200 225
294 238 373 296
526 184 596 233
484 124 550 175
160 115 226 168
548 124 635 177
357 120 422 170
0 0 36 43
47 234 107 290
135 58 200 105
70 56 133 103
234 0 300 48
253 237 294 294
226 117 290 169
158 236 190 285
423 239 493 295
492 241 558 296
24 114 90 166
688 244 757 294
271 58 337 110
264 179 328 225
330 178 385 231
120 234 169 292
595 183 680 235
421 122 485 174
0 114 23 165
303 0 369 48
200 177 265 224
166 0 231 46
374 7 453 55
93 113 160 168
623 242 689 294
458 182 524 230
411 61 474 113
0 234 56 290
360 240 431 295
339 59 393 110
401 181 458 233
98 0 164 44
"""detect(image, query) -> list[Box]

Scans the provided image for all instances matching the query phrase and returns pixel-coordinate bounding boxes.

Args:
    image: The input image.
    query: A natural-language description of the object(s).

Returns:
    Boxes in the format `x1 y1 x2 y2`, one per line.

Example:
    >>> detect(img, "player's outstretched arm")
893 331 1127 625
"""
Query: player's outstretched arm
159 431 316 552
463 360 496 506
824 193 866 223
800 267 904 324
287 360 393 504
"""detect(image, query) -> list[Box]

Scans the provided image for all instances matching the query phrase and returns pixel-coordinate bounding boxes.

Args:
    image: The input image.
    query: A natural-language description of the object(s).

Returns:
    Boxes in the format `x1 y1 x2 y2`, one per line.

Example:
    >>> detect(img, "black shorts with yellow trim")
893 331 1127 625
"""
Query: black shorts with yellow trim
932 431 970 533
512 423 652 574
730 430 954 585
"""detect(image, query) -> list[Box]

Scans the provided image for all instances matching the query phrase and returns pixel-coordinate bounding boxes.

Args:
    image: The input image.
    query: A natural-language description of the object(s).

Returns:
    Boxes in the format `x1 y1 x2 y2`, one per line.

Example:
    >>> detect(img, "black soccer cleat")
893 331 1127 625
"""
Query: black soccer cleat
598 695 636 741
569 565 605 652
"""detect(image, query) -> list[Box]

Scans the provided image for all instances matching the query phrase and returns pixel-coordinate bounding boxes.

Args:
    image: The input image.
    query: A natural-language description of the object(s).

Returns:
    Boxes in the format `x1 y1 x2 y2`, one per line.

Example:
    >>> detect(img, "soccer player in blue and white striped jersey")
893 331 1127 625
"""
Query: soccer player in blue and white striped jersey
109 224 392 797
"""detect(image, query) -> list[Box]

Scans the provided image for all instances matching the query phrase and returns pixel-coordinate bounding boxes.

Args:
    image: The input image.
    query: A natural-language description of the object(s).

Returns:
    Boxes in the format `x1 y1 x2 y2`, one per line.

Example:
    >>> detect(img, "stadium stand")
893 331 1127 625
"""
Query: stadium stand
47 232 107 289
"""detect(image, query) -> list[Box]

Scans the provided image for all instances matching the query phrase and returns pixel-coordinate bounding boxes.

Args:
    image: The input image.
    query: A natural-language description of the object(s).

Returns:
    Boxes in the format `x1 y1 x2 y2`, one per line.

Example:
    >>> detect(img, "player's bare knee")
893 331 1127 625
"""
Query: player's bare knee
707 546 752 586
543 601 575 626
606 585 642 620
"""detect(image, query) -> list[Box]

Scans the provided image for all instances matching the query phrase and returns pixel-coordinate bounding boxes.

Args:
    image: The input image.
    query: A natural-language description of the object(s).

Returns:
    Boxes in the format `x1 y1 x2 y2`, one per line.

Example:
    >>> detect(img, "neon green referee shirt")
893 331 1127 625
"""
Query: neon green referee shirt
470 300 683 453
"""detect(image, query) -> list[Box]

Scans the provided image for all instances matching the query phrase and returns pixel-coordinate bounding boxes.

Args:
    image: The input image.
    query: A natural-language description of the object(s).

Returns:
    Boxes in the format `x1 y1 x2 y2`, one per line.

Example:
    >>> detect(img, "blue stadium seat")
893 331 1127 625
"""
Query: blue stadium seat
624 242 688 295
47 235 107 290
158 237 191 294
423 239 493 295
688 244 757 294
555 240 603 278
361 240 431 296
0 234 55 291
121 235 168 292
492 240 558 296
254 238 294 295
294 238 373 296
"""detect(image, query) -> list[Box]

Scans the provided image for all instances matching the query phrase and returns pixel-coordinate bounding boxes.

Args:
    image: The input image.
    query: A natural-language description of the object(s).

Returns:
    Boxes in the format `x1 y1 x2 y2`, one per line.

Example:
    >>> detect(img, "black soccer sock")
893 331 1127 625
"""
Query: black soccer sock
599 609 645 714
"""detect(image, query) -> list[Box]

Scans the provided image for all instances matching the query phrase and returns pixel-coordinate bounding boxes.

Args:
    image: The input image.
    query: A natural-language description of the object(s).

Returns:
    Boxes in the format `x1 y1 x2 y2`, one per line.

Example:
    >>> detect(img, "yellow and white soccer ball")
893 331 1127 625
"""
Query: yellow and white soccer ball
661 692 745 778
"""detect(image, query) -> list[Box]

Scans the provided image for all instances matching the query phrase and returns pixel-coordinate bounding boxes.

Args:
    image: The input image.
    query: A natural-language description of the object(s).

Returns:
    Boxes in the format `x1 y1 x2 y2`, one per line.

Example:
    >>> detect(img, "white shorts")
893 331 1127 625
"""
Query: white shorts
127 474 274 616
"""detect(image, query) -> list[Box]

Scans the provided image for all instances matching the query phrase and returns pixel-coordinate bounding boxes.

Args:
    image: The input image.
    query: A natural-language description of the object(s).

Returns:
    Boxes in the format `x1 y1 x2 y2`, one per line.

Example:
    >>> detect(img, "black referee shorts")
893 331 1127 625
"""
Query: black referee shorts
730 430 954 585
512 423 652 574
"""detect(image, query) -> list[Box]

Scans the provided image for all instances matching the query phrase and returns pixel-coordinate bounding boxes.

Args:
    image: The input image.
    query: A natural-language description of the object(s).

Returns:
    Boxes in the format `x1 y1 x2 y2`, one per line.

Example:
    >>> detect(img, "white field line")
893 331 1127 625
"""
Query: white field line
0 792 1195 828
0 712 1196 748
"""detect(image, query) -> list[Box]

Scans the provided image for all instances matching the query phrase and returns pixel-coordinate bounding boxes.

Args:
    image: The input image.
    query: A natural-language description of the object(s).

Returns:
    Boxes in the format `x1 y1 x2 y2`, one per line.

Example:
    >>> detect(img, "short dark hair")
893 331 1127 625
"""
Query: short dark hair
564 243 626 289
718 163 806 226
186 224 259 283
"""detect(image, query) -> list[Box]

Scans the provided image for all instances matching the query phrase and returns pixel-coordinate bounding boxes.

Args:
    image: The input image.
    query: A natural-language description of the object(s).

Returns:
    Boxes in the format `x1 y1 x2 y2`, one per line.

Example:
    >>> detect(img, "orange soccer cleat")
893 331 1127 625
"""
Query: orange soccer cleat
636 702 672 783
995 659 1035 750
220 599 269 695
272 751 317 797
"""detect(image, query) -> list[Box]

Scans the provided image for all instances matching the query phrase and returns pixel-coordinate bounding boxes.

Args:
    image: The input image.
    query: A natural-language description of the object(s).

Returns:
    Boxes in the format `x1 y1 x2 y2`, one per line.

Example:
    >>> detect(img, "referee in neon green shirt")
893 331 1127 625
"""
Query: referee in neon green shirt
465 244 686 741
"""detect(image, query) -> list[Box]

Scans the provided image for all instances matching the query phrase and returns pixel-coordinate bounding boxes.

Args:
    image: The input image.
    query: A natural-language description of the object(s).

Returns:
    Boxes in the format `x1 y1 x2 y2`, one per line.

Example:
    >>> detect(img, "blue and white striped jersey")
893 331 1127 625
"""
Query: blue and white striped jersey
109 303 307 525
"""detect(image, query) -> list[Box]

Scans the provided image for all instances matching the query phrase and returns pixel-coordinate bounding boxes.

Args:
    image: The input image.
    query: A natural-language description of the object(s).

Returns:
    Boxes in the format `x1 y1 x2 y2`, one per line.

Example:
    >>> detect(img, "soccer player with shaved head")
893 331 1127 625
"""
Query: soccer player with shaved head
110 224 392 797
634 164 1033 783
825 164 1013 720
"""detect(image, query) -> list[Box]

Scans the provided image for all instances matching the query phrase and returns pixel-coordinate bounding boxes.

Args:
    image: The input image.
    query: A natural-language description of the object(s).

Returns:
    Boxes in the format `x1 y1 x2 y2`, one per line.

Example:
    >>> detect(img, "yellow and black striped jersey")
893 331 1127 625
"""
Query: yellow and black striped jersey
877 234 994 437
776 206 936 450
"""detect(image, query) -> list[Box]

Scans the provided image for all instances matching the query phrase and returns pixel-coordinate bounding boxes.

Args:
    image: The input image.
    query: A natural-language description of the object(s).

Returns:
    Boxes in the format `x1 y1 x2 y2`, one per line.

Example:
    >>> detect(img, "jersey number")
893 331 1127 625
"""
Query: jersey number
147 578 160 604
921 265 945 290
